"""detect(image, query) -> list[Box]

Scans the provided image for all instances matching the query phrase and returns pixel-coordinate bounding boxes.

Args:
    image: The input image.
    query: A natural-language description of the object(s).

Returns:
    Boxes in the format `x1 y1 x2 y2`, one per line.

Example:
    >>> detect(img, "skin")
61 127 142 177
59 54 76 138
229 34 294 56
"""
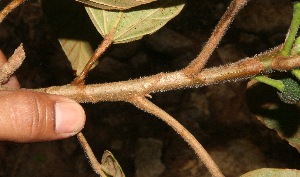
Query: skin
0 50 86 142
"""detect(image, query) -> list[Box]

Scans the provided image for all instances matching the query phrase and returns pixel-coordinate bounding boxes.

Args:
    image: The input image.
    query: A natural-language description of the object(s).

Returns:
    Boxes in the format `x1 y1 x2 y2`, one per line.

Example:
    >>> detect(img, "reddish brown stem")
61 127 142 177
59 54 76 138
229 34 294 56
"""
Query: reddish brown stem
77 132 107 177
131 97 224 177
72 30 115 85
272 55 300 71
183 0 248 77
0 0 26 23
0 44 25 84
35 46 300 104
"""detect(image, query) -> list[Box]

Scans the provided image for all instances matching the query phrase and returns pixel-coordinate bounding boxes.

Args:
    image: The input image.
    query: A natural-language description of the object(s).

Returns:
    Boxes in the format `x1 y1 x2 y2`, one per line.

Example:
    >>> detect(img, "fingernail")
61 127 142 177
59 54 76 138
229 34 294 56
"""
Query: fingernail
55 102 85 135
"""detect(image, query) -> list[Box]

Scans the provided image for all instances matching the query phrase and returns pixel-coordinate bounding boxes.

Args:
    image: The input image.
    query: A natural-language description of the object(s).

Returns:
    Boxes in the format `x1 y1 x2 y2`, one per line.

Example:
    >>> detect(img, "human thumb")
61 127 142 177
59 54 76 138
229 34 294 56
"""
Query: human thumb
0 90 86 142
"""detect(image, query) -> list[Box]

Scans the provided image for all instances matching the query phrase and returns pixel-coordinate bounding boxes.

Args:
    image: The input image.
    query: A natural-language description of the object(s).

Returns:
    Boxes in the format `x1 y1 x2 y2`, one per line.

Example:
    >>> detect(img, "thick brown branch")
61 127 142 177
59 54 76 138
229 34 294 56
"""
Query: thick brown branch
0 44 25 84
272 55 300 71
130 96 224 177
34 45 300 104
0 0 26 23
183 0 249 76
36 55 272 103
197 58 264 84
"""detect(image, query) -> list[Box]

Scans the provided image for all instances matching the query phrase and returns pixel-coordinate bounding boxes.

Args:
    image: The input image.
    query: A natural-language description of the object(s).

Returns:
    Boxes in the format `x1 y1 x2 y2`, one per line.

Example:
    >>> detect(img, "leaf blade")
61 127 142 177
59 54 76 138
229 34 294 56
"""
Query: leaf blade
247 80 300 152
101 150 125 177
86 0 186 44
76 0 157 10
241 168 300 177
59 39 96 76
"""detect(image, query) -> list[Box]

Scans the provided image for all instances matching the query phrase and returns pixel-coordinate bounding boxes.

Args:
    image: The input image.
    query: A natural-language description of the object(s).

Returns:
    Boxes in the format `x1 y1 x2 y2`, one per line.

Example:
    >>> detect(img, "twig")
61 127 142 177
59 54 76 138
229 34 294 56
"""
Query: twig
183 0 249 76
0 44 25 85
72 30 115 175
0 0 26 23
281 2 300 57
77 132 107 177
72 30 115 85
130 96 224 177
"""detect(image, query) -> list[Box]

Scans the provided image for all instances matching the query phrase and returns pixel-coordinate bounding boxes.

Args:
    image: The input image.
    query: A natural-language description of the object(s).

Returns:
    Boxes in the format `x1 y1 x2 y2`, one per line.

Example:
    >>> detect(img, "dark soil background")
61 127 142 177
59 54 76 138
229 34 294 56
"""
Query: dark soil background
0 0 300 176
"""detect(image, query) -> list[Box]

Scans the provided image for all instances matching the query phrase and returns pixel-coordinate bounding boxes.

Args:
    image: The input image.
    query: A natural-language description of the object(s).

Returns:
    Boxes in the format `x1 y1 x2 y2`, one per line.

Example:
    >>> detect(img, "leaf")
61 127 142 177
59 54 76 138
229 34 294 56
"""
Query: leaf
101 150 125 177
85 0 186 44
41 0 102 75
247 80 300 152
59 39 96 76
76 0 157 10
241 168 300 177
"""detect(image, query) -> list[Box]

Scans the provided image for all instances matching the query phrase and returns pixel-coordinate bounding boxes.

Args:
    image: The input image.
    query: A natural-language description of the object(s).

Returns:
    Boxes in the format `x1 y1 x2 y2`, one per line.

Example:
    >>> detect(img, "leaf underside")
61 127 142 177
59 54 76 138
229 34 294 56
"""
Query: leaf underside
85 0 186 44
76 0 157 10
101 150 125 177
59 39 96 76
41 0 102 75
247 80 300 152
241 168 300 177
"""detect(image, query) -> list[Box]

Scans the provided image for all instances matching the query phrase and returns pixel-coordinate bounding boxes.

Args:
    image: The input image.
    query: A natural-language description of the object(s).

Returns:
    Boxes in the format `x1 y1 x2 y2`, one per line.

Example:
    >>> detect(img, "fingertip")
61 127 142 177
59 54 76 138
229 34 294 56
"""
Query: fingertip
54 101 86 137
0 91 86 142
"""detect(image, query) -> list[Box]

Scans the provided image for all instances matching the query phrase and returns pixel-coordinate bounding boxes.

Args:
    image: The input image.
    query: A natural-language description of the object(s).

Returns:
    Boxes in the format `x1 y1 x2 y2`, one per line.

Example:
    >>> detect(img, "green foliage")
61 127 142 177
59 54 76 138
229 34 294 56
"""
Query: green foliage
241 168 300 177
41 0 185 74
41 0 102 75
59 39 96 76
85 0 185 44
278 78 300 104
76 0 156 10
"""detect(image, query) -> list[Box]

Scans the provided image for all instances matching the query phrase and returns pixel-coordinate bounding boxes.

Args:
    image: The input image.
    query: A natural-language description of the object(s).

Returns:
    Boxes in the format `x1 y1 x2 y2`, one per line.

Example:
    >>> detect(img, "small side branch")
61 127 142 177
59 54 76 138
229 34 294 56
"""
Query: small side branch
77 132 107 177
0 0 26 23
0 44 25 85
130 96 224 177
72 30 115 85
183 0 249 76
281 2 300 57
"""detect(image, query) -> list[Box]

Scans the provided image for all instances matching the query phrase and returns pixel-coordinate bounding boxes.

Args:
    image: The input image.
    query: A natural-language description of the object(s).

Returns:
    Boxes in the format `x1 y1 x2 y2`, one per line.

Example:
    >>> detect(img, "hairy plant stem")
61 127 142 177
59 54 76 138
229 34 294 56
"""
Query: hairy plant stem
77 132 107 177
254 76 284 91
2 0 299 176
183 0 249 76
131 97 224 177
281 2 300 81
0 44 25 84
72 31 115 176
34 45 300 103
281 2 300 57
0 0 26 23
72 30 115 85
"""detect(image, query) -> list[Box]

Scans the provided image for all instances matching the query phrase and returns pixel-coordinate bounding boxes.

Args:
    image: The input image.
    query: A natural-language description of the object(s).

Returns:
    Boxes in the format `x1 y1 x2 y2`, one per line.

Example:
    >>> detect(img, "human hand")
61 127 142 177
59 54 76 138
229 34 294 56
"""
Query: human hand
0 50 86 142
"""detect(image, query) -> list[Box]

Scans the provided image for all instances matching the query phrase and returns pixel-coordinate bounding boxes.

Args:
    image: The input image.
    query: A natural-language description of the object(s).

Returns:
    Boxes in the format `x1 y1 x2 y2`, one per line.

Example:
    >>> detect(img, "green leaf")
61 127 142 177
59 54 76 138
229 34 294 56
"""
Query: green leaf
41 0 102 75
247 80 300 152
59 39 96 76
101 150 125 177
241 168 300 177
76 0 157 10
85 0 186 44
